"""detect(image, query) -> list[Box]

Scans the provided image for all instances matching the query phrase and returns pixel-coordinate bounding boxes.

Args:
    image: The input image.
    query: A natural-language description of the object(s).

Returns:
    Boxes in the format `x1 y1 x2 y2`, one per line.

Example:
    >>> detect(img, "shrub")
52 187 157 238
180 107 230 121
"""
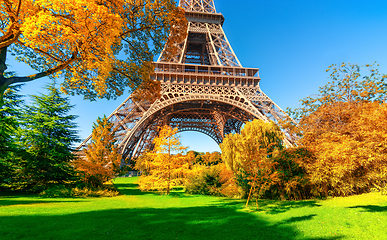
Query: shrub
264 147 312 200
39 181 120 198
39 185 73 198
185 163 239 198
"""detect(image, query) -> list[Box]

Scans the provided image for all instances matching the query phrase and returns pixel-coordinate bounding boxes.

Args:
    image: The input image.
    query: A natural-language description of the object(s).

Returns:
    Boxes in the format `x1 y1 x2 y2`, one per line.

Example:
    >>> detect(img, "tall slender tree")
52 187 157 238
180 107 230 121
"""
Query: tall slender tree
138 125 189 195
73 115 121 188
0 83 23 188
17 82 79 190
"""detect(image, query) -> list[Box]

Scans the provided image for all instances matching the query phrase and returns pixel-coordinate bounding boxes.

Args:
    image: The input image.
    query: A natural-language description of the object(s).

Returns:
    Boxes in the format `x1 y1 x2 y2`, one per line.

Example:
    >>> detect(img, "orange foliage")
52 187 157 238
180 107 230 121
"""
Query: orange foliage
299 101 387 196
74 116 121 187
288 62 387 197
0 0 187 101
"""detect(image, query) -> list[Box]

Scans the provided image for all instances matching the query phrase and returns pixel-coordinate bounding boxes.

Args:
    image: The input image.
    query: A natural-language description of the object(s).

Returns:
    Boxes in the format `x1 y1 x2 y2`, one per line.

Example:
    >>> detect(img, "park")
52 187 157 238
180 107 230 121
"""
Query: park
1 177 387 239
1 0 387 239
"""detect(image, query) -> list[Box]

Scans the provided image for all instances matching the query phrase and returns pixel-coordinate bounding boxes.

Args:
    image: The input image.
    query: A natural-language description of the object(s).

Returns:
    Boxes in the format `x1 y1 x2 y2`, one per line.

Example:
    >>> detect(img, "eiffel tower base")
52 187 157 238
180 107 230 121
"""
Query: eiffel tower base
76 0 294 164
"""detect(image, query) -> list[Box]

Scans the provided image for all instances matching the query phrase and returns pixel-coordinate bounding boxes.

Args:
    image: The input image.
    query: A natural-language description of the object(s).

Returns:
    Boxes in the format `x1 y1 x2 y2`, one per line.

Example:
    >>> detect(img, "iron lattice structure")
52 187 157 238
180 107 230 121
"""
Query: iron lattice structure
77 0 294 162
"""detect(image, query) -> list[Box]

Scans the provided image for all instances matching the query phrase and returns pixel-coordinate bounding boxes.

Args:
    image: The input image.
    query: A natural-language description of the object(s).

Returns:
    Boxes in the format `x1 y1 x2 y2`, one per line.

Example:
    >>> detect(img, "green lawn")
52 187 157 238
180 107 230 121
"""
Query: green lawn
1 177 386 240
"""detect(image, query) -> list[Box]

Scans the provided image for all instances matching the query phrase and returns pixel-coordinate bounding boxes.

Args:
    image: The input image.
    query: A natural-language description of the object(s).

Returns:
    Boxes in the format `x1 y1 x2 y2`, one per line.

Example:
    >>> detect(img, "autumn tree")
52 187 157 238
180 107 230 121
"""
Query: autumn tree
221 119 284 208
297 101 387 196
137 125 189 195
289 62 386 120
74 115 121 188
16 83 78 191
289 62 387 196
0 0 187 106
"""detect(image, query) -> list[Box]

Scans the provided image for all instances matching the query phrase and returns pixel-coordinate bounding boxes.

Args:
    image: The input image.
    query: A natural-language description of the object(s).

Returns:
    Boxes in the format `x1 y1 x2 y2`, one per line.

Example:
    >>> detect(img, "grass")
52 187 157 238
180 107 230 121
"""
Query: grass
0 178 386 240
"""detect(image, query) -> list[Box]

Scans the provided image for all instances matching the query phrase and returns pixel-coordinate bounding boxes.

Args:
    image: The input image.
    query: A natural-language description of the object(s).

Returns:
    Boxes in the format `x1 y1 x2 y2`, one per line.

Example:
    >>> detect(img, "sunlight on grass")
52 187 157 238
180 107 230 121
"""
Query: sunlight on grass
1 177 386 240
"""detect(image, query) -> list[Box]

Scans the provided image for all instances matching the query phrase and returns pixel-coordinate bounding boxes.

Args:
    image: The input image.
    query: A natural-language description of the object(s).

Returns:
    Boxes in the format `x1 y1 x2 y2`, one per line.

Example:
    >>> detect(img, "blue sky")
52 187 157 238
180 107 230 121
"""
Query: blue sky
8 0 387 153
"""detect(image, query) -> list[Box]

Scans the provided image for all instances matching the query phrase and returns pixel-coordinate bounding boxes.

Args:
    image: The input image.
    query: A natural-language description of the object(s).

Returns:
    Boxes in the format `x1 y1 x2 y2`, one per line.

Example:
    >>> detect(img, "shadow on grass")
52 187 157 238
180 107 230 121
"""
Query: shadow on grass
114 183 150 196
115 182 194 198
348 205 387 212
0 198 86 207
255 200 322 215
115 179 323 215
0 193 87 207
275 214 317 226
0 203 344 240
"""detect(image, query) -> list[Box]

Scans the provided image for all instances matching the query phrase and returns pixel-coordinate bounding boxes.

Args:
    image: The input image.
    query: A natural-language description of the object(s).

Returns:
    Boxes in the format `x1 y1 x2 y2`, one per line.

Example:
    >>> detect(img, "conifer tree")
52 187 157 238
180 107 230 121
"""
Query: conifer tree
138 126 189 194
0 84 23 188
73 116 121 188
17 82 78 190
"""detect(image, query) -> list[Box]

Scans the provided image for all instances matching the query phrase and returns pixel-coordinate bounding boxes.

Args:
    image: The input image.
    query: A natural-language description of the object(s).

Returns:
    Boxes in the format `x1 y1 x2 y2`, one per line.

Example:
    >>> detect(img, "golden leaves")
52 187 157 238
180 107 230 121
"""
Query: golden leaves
220 119 285 205
299 101 387 196
137 125 190 194
2 0 186 100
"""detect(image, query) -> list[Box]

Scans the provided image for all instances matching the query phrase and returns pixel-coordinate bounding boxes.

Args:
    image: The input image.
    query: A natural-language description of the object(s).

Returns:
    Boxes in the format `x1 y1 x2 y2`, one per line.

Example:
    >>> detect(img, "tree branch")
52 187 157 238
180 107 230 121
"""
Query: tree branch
112 66 134 82
16 40 65 63
16 0 22 17
1 49 78 87
0 27 21 49
119 22 154 37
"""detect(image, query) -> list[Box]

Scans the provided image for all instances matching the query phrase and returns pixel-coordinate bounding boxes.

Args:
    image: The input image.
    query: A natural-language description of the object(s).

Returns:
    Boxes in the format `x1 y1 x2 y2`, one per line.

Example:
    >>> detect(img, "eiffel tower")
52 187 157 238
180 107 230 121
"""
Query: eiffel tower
77 0 294 162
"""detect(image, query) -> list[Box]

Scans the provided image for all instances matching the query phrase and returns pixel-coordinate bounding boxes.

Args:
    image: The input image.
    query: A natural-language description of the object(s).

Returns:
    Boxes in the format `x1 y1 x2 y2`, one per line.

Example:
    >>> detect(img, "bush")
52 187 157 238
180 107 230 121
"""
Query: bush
266 147 313 200
39 181 120 198
39 185 73 198
71 186 119 197
185 163 239 198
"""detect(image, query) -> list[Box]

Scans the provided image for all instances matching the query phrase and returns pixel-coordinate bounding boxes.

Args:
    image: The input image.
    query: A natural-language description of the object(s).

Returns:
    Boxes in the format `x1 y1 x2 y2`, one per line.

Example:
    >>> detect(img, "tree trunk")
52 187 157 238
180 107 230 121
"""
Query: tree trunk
246 185 254 208
0 46 8 108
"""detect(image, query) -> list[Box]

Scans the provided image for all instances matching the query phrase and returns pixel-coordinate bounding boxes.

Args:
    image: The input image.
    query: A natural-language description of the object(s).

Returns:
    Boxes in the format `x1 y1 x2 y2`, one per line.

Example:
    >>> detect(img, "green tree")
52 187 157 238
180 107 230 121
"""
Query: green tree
17 82 79 191
73 115 121 188
0 83 23 188
0 0 187 106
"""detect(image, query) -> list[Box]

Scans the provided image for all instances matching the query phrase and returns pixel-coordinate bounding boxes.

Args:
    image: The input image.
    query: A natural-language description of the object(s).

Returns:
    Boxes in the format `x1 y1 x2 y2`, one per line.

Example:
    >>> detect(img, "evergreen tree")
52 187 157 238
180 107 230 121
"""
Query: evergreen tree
0 84 23 188
17 82 79 191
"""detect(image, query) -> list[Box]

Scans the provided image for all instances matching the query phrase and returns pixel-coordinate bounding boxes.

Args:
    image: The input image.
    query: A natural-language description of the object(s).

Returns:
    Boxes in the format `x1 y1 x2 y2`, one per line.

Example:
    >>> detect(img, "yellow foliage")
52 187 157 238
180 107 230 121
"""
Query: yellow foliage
0 0 187 100
137 125 190 194
220 119 284 207
299 101 387 196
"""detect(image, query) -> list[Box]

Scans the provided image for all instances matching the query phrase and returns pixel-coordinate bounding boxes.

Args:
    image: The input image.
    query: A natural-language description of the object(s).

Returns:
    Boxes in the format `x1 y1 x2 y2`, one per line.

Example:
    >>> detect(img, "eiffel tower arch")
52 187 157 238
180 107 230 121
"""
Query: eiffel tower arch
77 0 294 162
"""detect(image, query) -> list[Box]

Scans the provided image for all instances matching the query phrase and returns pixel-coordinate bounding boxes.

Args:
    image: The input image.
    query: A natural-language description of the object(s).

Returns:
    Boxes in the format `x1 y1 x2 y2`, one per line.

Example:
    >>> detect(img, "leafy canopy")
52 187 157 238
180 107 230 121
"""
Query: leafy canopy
288 62 387 197
288 62 387 120
0 0 187 102
221 119 284 207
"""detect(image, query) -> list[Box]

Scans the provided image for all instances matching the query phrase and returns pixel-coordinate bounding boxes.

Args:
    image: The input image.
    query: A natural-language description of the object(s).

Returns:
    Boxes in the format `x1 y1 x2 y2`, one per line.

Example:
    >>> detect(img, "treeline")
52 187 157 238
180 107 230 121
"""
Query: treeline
0 84 120 197
136 63 387 204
